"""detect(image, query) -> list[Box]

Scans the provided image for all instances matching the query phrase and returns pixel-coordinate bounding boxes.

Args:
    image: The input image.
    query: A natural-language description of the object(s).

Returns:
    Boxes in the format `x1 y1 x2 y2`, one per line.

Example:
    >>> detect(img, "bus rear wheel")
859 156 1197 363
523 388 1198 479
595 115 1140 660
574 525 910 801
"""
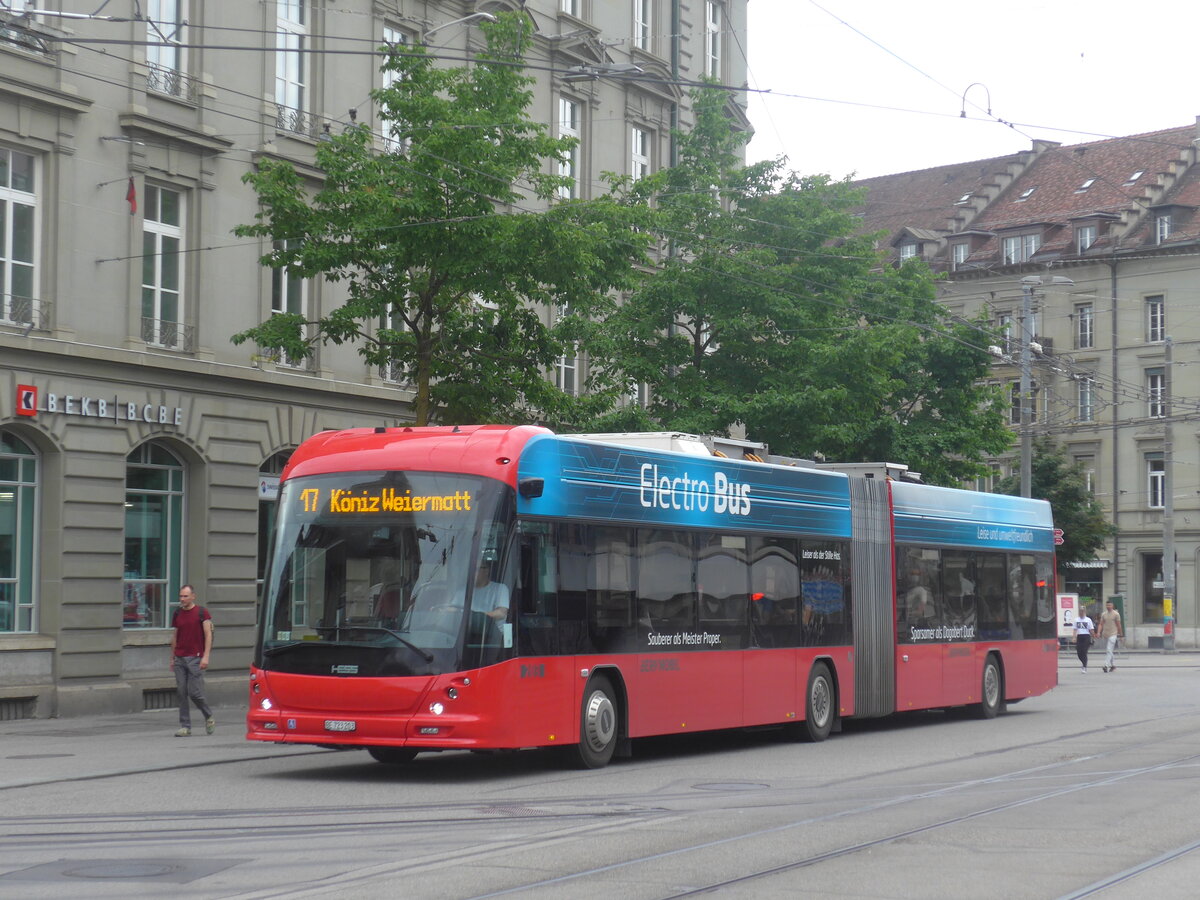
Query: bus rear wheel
977 656 1002 719
367 747 418 764
576 676 618 769
803 663 835 742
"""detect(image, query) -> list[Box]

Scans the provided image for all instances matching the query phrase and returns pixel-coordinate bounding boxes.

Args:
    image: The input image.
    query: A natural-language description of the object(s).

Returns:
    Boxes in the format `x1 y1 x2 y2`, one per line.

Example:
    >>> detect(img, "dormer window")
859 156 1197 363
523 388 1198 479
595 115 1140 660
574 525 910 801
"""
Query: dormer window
1124 170 1144 186
1156 214 1173 244
1075 178 1096 192
1015 187 1037 201
1076 224 1097 253
899 242 918 260
951 242 969 270
1002 231 1041 264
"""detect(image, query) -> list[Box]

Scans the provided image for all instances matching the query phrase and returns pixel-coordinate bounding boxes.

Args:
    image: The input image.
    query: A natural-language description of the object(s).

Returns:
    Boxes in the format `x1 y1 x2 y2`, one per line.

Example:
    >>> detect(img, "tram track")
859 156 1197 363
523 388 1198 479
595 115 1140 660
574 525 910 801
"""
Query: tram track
4 699 1200 899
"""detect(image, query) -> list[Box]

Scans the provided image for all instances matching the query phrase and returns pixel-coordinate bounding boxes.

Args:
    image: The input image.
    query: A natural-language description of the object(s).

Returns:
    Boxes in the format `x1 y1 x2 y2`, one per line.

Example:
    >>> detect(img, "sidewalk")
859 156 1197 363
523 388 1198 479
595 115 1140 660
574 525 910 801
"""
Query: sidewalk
0 705 316 790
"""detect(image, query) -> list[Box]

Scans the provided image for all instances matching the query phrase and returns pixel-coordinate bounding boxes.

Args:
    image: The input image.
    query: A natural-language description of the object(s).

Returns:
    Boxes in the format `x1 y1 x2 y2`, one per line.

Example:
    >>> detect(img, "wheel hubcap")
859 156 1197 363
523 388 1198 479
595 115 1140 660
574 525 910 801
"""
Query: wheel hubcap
984 665 999 705
811 678 830 727
583 690 615 752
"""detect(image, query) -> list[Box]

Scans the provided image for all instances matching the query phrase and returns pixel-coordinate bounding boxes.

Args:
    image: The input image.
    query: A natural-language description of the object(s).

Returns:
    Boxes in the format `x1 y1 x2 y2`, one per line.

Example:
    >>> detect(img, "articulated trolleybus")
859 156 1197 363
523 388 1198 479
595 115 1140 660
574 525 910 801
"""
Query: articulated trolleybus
248 425 1058 767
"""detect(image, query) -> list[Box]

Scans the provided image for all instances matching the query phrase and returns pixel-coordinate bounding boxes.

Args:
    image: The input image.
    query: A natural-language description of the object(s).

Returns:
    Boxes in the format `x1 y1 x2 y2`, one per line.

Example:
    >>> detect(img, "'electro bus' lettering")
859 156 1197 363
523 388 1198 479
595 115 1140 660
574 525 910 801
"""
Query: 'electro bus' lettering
638 463 751 516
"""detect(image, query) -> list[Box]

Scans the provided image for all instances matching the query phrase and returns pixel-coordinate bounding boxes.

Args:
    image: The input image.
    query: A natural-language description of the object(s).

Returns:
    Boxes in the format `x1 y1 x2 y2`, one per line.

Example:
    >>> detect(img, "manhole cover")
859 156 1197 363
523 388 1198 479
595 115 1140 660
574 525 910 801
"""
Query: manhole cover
63 862 182 879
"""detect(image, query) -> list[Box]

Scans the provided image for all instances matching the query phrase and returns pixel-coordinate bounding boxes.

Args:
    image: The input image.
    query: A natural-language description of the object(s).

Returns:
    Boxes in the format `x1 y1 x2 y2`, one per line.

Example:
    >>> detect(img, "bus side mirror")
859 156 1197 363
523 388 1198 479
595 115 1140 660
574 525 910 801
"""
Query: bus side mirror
518 478 544 499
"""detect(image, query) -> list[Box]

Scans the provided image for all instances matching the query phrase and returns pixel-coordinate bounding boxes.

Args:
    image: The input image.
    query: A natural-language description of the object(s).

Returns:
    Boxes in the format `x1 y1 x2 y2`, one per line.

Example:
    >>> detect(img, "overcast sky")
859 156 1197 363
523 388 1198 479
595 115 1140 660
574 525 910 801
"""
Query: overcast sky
745 1 1199 181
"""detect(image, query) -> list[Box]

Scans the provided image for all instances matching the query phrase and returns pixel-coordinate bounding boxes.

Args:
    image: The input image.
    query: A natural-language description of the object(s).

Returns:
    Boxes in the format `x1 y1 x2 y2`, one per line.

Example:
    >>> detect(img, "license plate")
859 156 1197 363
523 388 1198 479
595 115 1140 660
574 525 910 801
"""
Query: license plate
324 719 357 732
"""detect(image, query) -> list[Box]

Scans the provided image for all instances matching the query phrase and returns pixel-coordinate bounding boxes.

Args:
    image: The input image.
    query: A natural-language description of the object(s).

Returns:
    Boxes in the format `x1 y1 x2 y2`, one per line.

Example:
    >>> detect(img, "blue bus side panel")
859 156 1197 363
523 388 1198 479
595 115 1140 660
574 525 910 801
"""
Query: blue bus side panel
516 436 853 537
890 481 1055 552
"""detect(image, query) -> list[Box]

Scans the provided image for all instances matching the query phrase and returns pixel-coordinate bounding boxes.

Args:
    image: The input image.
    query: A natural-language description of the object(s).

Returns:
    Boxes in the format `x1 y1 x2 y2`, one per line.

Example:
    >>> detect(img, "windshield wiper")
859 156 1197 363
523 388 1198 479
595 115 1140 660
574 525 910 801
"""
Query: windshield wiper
342 626 435 662
262 641 307 657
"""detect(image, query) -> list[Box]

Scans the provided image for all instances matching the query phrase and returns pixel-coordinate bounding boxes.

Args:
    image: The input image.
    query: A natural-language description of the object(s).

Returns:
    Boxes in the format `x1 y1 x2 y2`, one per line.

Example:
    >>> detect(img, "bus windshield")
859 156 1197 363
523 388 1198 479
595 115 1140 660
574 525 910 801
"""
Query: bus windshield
256 470 516 676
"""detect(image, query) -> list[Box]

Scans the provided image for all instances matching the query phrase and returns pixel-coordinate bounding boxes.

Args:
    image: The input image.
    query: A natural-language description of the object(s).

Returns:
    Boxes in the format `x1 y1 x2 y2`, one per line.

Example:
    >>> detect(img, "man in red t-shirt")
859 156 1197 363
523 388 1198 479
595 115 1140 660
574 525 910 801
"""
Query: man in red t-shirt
169 585 214 736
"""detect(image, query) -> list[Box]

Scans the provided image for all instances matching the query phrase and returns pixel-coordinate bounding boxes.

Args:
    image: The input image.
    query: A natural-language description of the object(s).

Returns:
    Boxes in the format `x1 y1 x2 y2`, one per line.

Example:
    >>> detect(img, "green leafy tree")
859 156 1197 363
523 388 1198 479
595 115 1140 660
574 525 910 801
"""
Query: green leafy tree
996 437 1115 564
587 88 1012 484
233 13 647 425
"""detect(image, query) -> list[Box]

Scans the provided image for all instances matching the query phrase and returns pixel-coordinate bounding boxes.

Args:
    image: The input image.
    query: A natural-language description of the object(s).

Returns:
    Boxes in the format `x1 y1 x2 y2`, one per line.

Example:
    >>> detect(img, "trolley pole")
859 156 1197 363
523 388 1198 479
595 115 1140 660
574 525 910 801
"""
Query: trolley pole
1163 336 1176 652
1019 280 1034 499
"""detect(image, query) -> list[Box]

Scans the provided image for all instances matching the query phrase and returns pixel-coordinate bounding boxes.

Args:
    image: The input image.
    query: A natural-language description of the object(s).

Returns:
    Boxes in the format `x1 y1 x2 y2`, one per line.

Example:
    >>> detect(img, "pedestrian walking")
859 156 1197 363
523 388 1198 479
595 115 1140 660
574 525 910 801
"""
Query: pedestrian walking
1097 599 1124 672
1072 606 1096 673
169 585 215 736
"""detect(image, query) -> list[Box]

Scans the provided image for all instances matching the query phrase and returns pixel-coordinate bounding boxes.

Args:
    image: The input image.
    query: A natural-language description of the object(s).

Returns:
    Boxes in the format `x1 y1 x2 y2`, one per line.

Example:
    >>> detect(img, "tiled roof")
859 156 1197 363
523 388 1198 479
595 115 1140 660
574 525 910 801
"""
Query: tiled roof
855 153 1033 238
854 123 1200 270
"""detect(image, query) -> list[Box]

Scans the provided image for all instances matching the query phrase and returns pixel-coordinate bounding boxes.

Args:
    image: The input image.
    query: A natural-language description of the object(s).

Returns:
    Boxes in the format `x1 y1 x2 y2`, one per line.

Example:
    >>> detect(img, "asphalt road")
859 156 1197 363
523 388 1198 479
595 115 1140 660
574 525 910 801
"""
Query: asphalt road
2 652 1199 899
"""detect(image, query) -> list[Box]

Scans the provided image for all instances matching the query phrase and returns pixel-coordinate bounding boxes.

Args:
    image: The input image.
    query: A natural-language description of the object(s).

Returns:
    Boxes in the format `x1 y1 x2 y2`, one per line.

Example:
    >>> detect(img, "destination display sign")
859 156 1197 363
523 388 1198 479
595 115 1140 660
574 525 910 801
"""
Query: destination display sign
298 486 473 515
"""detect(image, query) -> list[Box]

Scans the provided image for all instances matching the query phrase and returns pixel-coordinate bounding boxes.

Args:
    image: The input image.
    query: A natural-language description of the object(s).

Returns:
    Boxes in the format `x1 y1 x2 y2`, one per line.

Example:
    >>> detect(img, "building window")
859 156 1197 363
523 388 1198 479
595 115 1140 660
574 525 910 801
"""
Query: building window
1124 170 1144 185
0 0 49 53
633 0 652 51
257 450 291 599
1073 454 1096 494
271 238 309 367
145 0 189 98
631 126 651 181
1016 187 1037 201
0 147 36 327
559 0 580 16
1075 224 1096 253
951 242 969 270
704 1 722 78
378 300 407 384
275 1 310 134
141 185 185 349
997 313 1013 353
1077 376 1095 422
557 96 580 199
1146 453 1165 509
1075 178 1096 192
1075 303 1093 349
0 431 38 633
1156 214 1172 244
123 442 185 629
556 350 578 395
1010 382 1037 425
1002 232 1040 264
1146 367 1165 418
1146 295 1164 343
380 26 409 154
898 242 918 260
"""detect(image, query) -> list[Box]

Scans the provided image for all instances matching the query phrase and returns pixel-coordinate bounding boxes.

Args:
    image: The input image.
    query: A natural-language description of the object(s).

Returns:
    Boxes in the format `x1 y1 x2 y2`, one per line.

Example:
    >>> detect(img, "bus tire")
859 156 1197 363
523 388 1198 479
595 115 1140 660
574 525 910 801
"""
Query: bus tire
367 747 418 764
576 675 619 769
977 655 1002 719
803 663 835 742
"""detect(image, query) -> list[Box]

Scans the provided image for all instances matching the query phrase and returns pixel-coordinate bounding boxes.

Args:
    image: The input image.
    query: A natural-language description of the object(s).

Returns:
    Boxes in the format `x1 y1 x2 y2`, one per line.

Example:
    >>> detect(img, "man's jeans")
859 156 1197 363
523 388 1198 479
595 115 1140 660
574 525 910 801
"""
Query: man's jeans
1104 635 1119 669
174 656 212 727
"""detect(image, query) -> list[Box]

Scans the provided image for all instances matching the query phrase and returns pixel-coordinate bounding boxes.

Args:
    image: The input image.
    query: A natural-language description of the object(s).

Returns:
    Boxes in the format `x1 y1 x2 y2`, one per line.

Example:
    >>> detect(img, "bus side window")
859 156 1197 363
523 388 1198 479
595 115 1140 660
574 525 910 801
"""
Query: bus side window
556 523 593 653
589 526 635 651
697 533 748 649
636 528 694 633
750 538 800 648
515 522 557 656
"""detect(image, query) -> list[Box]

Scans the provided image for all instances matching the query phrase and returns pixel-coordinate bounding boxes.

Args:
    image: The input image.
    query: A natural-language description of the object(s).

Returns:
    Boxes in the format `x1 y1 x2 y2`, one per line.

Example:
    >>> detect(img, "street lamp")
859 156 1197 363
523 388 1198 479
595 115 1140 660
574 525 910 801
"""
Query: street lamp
1018 275 1074 498
421 12 496 43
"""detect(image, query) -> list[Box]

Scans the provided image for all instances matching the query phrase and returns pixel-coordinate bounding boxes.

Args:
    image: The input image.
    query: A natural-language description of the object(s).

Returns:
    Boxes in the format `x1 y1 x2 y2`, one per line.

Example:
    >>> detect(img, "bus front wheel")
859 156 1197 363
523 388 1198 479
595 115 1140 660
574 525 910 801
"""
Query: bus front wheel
576 676 618 769
803 663 835 742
